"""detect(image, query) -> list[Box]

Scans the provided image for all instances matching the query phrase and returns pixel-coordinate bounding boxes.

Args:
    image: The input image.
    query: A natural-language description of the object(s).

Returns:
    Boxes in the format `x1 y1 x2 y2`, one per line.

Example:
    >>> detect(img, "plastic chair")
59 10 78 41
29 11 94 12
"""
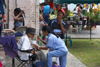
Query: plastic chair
79 25 82 32
64 35 72 47
15 55 29 67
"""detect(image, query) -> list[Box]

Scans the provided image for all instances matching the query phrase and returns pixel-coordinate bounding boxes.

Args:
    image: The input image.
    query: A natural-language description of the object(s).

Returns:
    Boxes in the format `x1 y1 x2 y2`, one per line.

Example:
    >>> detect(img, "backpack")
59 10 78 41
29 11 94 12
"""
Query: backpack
32 60 44 67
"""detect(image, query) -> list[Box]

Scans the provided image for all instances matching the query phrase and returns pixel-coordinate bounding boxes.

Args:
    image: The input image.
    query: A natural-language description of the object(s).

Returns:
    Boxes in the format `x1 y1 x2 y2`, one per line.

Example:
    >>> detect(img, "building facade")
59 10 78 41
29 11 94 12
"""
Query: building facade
5 0 39 34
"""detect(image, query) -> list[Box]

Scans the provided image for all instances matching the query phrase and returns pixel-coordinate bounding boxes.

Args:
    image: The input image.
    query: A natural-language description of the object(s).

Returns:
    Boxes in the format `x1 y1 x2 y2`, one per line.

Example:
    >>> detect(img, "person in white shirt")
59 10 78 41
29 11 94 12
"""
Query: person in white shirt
74 4 82 13
17 27 47 66
83 4 90 12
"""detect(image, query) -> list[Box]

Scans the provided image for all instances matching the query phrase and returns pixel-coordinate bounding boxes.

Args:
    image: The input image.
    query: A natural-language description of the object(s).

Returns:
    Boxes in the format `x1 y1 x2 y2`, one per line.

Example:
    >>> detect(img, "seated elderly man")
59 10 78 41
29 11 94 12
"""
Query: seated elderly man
17 27 46 66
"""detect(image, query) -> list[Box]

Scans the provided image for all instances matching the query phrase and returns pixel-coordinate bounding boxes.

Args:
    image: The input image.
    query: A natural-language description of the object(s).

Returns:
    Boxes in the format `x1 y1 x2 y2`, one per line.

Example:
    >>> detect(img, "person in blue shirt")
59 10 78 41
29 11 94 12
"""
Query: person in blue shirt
33 25 68 67
42 2 50 24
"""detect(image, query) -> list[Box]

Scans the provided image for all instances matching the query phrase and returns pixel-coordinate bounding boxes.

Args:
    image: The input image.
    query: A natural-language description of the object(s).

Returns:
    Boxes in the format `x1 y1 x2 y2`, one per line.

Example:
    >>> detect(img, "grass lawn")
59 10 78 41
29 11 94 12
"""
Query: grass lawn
67 39 100 67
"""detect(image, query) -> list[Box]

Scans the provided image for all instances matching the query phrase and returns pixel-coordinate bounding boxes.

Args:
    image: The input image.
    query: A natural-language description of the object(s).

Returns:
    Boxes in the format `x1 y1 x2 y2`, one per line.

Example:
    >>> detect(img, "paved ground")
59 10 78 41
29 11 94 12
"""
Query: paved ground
67 25 100 38
0 49 87 67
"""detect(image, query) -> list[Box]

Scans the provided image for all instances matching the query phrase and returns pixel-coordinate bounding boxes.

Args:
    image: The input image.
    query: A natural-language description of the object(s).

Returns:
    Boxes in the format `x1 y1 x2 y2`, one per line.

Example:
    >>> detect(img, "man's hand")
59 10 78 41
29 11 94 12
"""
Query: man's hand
57 16 66 34
31 51 38 55
33 44 38 50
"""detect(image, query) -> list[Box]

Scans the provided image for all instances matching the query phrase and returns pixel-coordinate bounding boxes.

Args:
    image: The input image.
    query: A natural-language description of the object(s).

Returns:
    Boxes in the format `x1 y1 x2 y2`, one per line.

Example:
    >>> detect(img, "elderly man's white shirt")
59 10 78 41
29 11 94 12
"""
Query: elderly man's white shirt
17 34 32 60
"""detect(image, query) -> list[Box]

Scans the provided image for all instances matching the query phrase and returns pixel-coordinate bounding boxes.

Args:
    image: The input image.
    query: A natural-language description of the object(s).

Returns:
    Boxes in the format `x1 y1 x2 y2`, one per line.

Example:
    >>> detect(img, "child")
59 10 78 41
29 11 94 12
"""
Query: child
39 15 47 40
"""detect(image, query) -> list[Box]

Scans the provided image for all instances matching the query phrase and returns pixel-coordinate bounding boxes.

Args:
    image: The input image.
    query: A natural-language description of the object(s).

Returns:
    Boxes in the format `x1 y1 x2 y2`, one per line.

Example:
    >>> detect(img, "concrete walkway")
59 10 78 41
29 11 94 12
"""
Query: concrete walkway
0 50 87 67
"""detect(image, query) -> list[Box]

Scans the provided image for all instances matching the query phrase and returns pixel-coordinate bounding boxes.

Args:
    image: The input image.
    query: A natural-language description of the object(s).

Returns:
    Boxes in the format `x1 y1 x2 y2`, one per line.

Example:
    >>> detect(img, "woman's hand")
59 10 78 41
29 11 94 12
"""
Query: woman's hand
33 44 38 50
37 35 41 40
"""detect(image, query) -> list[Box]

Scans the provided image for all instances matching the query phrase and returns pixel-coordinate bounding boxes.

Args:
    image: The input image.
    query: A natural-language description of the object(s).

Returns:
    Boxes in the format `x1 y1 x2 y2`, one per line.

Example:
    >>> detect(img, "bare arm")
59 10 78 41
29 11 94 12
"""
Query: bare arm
40 47 48 50
59 22 66 34
41 24 46 26
37 36 47 45
32 36 48 51
14 12 23 21
33 44 48 51
41 23 48 26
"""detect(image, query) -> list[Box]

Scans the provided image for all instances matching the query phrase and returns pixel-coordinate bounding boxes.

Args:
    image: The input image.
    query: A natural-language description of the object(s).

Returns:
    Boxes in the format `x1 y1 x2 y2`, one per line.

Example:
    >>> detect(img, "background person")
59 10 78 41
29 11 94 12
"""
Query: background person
39 15 48 35
42 2 50 24
39 15 48 42
83 4 90 12
49 9 66 39
13 8 25 37
74 4 82 13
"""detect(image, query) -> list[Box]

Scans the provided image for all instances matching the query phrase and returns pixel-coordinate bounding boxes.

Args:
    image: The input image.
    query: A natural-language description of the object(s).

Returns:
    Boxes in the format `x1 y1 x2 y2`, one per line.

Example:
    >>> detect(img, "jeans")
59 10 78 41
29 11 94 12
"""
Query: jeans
43 13 49 24
37 51 47 67
47 49 67 67
83 20 86 27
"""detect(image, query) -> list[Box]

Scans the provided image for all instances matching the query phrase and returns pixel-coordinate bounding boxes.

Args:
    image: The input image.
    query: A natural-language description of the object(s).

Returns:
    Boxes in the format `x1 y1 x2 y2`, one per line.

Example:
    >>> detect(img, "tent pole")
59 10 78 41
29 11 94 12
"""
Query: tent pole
90 4 92 41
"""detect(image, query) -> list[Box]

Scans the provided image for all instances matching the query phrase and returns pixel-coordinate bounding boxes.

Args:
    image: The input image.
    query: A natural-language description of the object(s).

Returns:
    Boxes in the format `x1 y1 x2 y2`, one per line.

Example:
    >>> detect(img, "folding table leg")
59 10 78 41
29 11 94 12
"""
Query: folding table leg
12 58 15 67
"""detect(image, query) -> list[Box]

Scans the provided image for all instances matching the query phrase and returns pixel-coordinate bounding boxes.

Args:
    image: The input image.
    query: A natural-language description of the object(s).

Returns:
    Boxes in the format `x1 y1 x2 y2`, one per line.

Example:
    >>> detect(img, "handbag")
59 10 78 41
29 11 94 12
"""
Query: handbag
32 60 44 67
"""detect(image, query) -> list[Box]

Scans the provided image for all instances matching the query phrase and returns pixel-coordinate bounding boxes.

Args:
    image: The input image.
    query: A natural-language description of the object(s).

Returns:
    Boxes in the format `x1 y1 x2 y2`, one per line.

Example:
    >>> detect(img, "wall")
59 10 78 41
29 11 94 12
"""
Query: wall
6 0 39 34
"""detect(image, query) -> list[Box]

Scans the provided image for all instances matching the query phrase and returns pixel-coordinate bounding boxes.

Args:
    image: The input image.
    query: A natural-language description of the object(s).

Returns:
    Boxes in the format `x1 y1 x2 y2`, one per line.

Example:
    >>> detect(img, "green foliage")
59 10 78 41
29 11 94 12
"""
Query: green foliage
85 8 100 23
63 10 70 21
54 10 57 17
63 12 67 20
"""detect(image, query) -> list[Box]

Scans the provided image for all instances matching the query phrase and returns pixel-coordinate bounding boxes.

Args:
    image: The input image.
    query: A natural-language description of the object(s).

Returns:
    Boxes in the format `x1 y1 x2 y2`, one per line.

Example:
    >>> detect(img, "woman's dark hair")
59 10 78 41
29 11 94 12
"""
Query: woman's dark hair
14 8 21 14
80 6 83 10
77 4 80 6
14 8 25 16
14 8 25 26
42 25 59 38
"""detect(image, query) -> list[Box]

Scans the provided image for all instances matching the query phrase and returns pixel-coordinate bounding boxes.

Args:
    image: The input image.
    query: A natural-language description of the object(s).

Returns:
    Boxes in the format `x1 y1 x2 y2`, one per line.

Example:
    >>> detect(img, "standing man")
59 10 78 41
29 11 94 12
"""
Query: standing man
42 2 50 24
50 9 66 39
